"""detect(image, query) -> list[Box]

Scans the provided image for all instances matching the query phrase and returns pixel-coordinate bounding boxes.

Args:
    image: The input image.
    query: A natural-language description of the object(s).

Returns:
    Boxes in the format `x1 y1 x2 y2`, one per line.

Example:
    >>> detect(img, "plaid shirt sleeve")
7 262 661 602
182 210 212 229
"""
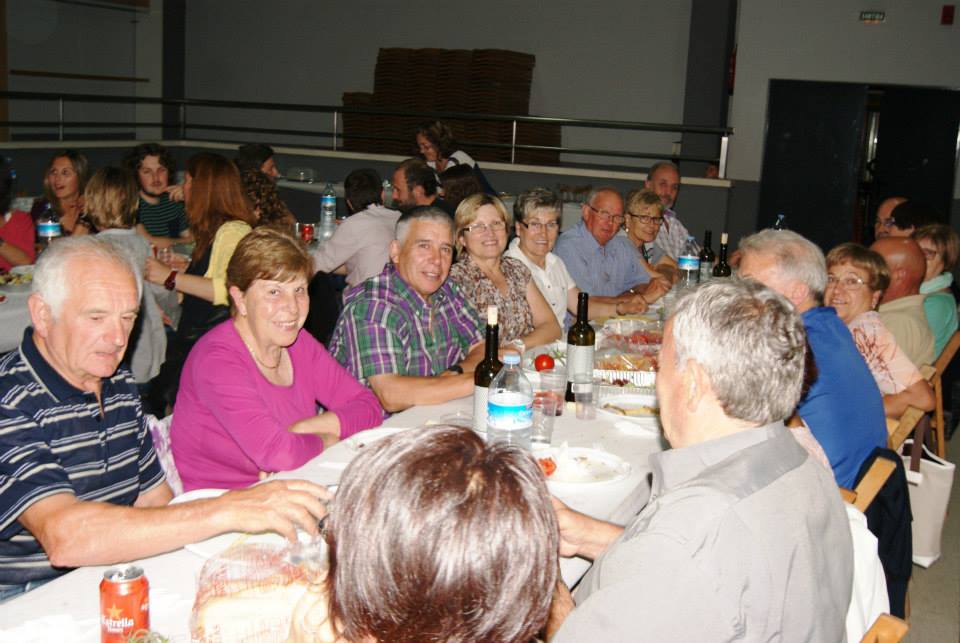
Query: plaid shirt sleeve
331 299 411 383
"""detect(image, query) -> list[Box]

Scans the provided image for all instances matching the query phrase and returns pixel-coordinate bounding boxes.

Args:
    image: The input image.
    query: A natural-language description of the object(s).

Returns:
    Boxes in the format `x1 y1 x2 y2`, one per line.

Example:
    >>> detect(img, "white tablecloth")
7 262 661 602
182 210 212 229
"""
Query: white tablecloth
0 396 666 641
0 289 31 354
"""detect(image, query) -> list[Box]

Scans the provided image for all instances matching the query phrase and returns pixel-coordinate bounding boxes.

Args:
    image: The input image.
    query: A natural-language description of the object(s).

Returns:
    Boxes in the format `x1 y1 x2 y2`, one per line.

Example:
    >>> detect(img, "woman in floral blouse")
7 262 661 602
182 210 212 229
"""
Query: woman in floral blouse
824 243 935 418
449 193 560 349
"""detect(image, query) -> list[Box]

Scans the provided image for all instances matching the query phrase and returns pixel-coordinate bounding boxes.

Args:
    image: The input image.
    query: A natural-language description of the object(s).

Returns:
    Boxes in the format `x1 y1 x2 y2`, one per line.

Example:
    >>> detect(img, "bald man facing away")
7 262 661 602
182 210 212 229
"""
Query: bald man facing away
870 237 934 367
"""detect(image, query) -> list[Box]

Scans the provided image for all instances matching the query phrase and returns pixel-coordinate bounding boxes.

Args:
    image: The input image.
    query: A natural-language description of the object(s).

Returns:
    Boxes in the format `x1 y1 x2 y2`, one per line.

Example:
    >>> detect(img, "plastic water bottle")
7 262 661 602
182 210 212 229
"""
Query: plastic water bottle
382 179 393 208
677 235 701 289
487 352 533 450
36 203 62 253
319 183 337 241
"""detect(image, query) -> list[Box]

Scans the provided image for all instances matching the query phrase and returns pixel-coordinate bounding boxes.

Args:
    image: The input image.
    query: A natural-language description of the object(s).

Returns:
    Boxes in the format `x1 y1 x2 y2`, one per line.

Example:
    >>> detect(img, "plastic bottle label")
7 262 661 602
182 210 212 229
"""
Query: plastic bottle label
321 196 336 206
472 386 489 433
677 255 700 271
566 345 594 382
37 221 62 238
487 392 532 430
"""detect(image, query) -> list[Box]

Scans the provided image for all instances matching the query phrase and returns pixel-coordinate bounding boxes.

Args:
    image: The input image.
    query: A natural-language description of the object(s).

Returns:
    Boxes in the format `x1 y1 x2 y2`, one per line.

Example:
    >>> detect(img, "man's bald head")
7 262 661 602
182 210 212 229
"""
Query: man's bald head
870 237 926 302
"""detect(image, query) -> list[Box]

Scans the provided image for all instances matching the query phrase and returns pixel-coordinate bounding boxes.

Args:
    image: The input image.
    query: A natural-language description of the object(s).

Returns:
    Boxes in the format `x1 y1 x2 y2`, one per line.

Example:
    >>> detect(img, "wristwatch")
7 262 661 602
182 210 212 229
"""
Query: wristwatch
164 269 178 291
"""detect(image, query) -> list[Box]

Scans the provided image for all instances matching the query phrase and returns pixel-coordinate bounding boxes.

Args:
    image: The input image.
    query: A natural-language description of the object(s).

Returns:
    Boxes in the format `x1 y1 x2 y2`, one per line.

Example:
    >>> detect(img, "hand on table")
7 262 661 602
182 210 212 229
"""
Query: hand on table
618 294 649 316
641 278 671 303
552 496 623 561
218 479 332 541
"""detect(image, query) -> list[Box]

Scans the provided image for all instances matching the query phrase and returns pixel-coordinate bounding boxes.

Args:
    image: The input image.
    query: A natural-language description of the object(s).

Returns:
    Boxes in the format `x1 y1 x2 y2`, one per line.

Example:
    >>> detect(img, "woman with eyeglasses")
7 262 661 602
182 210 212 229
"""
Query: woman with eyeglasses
912 224 959 359
505 187 650 328
449 193 560 348
824 243 934 417
622 189 678 287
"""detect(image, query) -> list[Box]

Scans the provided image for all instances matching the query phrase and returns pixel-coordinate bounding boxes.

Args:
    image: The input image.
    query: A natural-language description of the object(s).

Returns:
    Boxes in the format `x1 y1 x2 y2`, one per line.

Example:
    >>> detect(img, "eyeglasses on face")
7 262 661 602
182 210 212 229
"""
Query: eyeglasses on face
877 217 896 229
519 220 560 233
463 220 507 235
826 274 867 290
919 247 938 260
627 212 664 226
585 203 625 225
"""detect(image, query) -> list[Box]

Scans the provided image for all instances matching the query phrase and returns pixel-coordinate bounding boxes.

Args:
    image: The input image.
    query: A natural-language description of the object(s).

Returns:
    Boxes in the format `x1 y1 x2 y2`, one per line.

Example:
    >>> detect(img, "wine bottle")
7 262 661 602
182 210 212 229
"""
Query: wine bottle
565 292 595 402
713 232 732 277
473 306 502 433
698 229 715 283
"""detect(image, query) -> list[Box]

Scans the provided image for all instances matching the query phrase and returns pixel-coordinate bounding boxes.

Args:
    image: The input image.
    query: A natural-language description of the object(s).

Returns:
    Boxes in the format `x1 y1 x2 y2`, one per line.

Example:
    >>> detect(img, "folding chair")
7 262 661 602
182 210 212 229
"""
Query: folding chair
859 613 908 642
841 458 897 513
925 330 960 457
886 406 926 453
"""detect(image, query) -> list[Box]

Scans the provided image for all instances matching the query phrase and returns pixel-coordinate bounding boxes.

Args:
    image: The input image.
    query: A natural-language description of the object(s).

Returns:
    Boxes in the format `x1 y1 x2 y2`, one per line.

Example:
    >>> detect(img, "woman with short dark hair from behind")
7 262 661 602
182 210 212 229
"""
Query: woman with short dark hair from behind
289 425 558 642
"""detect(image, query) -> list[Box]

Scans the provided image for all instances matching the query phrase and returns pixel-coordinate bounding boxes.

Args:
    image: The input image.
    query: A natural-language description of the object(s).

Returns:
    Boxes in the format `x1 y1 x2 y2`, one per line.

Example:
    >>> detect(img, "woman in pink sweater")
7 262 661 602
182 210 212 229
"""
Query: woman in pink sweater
171 228 383 490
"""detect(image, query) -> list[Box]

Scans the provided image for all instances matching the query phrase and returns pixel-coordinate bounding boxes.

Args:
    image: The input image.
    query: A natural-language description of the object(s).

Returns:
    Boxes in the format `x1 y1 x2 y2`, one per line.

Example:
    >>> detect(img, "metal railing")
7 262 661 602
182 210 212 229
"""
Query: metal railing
0 91 733 176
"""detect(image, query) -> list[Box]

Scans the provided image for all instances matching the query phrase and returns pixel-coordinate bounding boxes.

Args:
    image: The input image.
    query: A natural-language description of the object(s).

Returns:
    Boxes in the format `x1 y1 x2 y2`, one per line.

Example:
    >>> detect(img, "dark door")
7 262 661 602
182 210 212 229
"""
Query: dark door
872 87 960 221
758 80 869 251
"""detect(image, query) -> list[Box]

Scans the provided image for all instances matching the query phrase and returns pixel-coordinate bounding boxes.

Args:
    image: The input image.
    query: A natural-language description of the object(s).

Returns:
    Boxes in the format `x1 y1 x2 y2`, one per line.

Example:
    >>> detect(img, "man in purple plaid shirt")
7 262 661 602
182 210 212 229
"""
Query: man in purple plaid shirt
330 207 484 413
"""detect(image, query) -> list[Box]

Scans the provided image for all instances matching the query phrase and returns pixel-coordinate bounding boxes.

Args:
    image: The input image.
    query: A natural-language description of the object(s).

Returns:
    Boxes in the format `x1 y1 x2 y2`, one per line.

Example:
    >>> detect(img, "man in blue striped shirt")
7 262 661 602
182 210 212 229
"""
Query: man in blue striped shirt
0 237 330 601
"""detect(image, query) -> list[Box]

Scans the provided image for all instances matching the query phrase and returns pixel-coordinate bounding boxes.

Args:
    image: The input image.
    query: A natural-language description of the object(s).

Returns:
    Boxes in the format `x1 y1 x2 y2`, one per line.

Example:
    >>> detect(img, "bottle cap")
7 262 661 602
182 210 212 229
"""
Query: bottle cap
502 352 520 365
487 305 498 326
721 232 728 244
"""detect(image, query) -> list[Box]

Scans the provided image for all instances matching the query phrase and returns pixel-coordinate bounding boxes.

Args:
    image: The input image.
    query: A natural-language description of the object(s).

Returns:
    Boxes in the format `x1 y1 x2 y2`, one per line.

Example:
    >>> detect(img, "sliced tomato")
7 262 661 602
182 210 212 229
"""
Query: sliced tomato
538 457 557 477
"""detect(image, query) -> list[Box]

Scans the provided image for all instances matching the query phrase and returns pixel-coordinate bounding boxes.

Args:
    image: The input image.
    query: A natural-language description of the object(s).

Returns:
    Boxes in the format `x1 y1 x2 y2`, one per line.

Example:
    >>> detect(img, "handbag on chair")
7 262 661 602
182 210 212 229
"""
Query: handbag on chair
900 436 955 567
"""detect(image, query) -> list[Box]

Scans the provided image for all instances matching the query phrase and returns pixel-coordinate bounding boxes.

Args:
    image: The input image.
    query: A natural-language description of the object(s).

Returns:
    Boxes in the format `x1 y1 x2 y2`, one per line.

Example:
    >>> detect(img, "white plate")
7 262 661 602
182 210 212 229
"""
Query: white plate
522 341 567 378
597 394 659 423
541 446 632 486
169 488 314 558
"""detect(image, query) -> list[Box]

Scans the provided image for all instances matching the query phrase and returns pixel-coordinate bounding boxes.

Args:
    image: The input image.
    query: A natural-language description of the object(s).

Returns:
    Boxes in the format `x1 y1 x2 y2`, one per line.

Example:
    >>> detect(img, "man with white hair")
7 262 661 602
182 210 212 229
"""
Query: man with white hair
0 237 330 601
551 279 853 641
738 229 887 488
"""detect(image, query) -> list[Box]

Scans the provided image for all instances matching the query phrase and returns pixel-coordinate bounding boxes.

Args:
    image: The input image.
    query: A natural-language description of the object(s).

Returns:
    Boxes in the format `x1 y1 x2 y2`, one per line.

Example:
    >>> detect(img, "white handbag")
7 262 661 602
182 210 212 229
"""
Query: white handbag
900 437 955 567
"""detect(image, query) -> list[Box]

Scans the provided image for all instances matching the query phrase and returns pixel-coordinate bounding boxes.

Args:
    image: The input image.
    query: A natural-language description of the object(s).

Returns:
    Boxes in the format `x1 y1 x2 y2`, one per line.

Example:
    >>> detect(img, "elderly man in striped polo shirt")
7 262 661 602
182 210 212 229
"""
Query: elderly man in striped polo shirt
0 237 329 601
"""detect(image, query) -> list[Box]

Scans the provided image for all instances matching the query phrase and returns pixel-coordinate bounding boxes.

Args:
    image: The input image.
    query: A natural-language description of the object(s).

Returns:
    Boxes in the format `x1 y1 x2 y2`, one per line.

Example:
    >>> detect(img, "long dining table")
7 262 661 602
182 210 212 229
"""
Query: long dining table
0 394 666 642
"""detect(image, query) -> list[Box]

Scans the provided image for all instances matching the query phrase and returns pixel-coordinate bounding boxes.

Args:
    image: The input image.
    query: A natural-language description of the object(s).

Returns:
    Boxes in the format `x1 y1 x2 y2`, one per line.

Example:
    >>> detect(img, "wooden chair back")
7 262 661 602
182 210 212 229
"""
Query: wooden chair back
886 406 925 453
925 330 960 458
859 613 908 642
840 457 897 513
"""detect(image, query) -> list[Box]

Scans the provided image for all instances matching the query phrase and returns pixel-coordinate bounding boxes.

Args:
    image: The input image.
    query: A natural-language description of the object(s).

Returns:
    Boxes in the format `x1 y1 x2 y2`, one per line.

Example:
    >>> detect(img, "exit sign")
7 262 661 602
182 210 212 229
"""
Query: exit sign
859 10 886 23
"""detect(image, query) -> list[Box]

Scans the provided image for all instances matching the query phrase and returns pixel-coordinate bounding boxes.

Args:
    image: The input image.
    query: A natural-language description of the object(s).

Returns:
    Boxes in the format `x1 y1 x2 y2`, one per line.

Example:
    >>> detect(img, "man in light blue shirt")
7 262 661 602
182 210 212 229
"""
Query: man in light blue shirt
555 187 657 298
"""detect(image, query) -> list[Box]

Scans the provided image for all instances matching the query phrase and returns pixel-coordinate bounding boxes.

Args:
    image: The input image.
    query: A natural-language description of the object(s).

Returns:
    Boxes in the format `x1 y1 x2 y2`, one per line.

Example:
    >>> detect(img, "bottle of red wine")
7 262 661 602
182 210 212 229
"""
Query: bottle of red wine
713 232 732 277
565 292 595 402
473 306 502 433
698 229 715 283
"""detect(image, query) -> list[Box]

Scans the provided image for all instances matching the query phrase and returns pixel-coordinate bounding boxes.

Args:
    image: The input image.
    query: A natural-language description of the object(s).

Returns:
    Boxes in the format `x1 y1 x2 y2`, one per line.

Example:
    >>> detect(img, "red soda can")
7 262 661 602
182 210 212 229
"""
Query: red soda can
100 565 150 642
300 222 315 242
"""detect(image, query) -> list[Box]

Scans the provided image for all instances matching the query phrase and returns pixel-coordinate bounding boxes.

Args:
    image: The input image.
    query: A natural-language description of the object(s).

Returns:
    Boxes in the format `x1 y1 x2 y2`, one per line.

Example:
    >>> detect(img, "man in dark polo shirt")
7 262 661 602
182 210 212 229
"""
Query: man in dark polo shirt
124 143 193 249
0 237 329 601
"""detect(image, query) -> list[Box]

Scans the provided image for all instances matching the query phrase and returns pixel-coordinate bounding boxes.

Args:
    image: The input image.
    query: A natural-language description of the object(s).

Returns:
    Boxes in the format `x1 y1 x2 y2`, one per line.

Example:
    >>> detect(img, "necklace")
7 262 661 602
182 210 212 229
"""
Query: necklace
240 335 283 370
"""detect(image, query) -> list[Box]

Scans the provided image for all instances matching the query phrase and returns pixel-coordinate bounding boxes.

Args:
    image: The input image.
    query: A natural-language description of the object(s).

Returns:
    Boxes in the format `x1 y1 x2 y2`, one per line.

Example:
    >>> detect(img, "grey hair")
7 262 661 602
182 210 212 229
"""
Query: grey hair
514 187 561 224
32 236 143 318
647 161 679 180
583 186 622 207
670 279 807 424
395 206 455 246
738 229 828 302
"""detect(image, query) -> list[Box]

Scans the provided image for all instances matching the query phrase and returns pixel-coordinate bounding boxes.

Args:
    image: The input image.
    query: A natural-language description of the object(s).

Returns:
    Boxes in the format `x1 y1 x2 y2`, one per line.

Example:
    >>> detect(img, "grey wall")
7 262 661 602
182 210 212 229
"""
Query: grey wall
183 0 691 166
729 0 960 193
6 1 163 140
